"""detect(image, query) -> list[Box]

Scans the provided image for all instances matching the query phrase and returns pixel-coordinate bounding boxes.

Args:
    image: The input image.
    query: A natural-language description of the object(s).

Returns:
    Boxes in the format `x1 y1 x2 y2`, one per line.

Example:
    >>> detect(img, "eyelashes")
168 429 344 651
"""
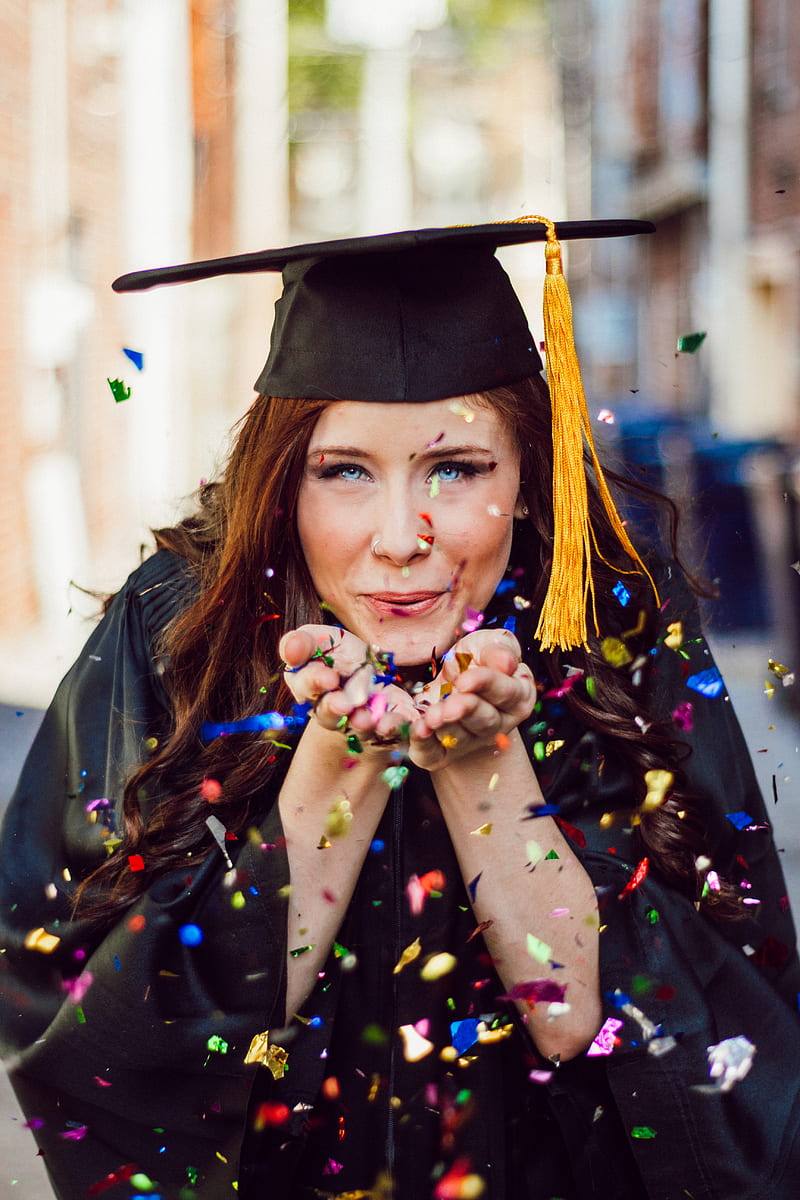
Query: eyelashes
315 459 490 484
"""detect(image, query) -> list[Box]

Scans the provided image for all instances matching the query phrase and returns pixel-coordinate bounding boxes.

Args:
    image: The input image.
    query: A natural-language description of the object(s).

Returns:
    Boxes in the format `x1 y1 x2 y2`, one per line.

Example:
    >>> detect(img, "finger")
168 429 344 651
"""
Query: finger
451 663 534 714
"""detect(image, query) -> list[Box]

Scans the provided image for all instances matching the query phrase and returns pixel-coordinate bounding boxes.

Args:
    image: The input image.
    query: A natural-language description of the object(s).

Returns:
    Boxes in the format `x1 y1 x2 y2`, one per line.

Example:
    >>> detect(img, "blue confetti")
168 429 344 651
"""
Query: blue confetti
685 666 725 698
494 579 516 595
178 923 203 947
450 1018 481 1054
613 580 631 607
200 707 309 742
468 872 482 902
370 839 385 853
725 810 754 831
122 347 144 371
525 803 561 819
113 955 121 972
503 616 517 632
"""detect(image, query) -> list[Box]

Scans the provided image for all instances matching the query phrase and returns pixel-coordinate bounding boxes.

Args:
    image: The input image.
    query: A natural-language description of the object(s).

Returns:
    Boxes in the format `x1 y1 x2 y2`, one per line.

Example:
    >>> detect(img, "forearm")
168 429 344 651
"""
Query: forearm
278 721 392 1022
431 732 601 1061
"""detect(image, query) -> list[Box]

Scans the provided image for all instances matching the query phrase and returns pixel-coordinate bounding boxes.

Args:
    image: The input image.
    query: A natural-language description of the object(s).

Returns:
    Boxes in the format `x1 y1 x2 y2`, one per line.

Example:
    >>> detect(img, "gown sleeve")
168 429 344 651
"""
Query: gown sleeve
0 550 294 1197
0 549 195 1052
530 561 800 1198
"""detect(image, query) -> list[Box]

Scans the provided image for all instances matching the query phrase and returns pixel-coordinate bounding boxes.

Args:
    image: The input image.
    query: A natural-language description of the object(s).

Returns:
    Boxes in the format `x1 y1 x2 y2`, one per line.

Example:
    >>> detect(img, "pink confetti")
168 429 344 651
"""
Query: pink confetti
62 971 93 1004
587 1017 624 1057
461 607 485 634
59 1125 89 1141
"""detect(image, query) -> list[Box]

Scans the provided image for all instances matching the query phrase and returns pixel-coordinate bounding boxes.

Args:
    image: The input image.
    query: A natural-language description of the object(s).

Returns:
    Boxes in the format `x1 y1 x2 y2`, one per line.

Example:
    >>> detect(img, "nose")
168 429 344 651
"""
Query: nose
371 496 432 565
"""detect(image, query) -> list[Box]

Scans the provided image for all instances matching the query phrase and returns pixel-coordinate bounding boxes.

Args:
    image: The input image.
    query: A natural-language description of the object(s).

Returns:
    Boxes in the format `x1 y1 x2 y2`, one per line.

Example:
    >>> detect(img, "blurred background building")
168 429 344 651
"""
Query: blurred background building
1 0 800 705
0 0 560 706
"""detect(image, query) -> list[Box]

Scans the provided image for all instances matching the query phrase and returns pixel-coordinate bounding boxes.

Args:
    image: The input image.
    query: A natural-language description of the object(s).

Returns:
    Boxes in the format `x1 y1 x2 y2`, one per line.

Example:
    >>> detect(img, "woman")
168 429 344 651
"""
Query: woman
2 220 799 1200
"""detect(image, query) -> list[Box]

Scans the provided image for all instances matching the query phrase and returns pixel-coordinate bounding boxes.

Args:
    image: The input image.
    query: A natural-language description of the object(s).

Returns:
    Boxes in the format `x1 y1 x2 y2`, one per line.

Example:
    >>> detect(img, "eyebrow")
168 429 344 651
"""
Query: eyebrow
306 443 499 460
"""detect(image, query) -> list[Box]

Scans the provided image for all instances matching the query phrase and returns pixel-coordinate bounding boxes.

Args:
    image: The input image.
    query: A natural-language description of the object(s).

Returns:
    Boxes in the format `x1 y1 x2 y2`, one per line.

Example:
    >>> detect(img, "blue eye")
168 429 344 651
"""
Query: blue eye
319 463 368 481
431 460 480 483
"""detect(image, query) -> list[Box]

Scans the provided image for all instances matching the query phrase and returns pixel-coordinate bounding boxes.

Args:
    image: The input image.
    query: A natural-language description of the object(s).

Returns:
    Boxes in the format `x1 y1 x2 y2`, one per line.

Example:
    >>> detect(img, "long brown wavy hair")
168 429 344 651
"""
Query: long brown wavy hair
76 375 736 923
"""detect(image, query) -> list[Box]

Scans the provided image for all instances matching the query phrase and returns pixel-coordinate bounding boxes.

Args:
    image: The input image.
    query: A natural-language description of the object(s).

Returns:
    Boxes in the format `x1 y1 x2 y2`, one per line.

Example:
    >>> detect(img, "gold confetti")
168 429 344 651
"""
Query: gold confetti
488 773 500 791
24 927 60 954
393 937 422 974
545 740 565 757
448 400 475 423
664 622 683 650
420 952 457 981
642 768 673 811
440 734 458 749
325 796 353 839
768 659 791 678
456 652 473 672
244 1032 288 1079
600 636 633 667
764 681 776 699
471 822 493 836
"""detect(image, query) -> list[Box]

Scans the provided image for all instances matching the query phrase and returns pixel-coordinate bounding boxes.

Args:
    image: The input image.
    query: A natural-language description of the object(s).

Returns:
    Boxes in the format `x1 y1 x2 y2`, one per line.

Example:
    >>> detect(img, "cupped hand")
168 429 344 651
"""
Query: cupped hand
406 629 536 771
279 625 417 745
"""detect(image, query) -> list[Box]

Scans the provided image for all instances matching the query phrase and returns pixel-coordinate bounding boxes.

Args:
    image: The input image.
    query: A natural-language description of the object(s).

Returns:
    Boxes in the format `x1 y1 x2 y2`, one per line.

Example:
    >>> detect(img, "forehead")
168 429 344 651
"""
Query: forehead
307 396 518 454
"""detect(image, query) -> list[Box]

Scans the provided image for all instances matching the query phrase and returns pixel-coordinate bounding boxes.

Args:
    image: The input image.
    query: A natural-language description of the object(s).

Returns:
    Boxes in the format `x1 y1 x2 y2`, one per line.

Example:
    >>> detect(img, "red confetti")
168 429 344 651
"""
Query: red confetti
200 778 223 802
254 1101 290 1129
86 1164 137 1195
619 857 649 898
554 816 586 848
127 854 145 872
128 913 146 932
418 512 433 526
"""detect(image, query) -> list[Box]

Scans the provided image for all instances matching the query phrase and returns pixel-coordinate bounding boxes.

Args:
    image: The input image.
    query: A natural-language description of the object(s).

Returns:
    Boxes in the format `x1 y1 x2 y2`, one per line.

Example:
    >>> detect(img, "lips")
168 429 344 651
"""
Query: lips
365 591 443 617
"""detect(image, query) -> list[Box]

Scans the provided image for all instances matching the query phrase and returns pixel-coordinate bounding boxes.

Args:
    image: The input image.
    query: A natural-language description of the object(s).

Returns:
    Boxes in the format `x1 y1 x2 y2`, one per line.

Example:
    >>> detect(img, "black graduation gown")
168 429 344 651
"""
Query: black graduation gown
2 550 800 1199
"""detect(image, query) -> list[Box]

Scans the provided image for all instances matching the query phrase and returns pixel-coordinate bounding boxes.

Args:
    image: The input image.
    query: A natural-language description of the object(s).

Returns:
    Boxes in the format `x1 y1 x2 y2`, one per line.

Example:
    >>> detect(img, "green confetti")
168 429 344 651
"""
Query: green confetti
526 932 552 963
346 734 363 754
289 944 314 957
644 907 660 925
545 849 559 861
333 941 351 958
381 765 409 789
676 331 706 354
585 676 597 699
533 741 545 761
75 1006 86 1024
107 377 131 403
206 1034 229 1054
631 1125 657 1139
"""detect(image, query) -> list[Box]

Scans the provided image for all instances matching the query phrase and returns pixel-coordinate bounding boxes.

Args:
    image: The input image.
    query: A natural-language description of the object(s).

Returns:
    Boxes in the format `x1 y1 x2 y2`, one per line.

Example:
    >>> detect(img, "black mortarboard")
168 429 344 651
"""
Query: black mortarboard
112 216 658 651
112 219 653 403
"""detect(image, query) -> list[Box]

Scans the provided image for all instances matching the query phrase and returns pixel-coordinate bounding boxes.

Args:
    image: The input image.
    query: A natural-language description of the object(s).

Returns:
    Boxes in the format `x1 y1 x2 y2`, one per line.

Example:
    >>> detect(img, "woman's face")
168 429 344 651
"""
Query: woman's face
296 397 524 665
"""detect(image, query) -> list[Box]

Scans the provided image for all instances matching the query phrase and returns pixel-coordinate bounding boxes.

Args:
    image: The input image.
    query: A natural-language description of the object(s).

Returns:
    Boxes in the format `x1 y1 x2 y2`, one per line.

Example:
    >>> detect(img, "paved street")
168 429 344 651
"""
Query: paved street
0 635 799 1196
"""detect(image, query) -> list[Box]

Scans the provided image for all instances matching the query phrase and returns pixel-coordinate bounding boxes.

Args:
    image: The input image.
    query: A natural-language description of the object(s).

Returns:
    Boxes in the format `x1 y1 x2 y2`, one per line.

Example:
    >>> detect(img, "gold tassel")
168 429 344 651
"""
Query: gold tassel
518 216 658 652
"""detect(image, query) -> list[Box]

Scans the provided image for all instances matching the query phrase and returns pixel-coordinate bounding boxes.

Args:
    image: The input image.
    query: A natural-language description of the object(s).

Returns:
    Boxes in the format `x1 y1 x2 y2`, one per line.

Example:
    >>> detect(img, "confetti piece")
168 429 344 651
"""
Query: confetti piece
725 810 754 830
494 732 510 751
107 377 131 403
24 927 61 954
448 400 476 423
393 938 421 974
676 331 706 353
468 872 482 901
526 840 543 867
601 636 633 667
545 739 565 757
685 667 724 698
128 854 145 872
462 607 484 633
471 822 492 836
433 1159 485 1199
382 765 409 789
178 923 203 947
587 1017 624 1057
612 580 631 606
440 734 459 749
501 979 566 1005
205 815 234 868
671 701 693 731
244 1032 288 1078
664 621 683 650
631 1125 657 1139
254 1101 290 1129
399 1023 434 1061
122 347 144 370
642 769 673 811
619 857 649 898
526 933 552 963
200 777 223 802
325 796 353 838
207 1034 229 1054
420 952 457 981
544 849 559 861
63 971 93 1004
450 1018 481 1054
706 1035 755 1091
59 1125 89 1141
597 408 615 424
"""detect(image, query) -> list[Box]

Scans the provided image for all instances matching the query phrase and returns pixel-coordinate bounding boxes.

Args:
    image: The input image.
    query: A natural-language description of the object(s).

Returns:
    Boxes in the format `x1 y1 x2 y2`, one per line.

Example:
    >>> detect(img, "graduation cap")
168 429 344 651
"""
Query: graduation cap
113 216 657 650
